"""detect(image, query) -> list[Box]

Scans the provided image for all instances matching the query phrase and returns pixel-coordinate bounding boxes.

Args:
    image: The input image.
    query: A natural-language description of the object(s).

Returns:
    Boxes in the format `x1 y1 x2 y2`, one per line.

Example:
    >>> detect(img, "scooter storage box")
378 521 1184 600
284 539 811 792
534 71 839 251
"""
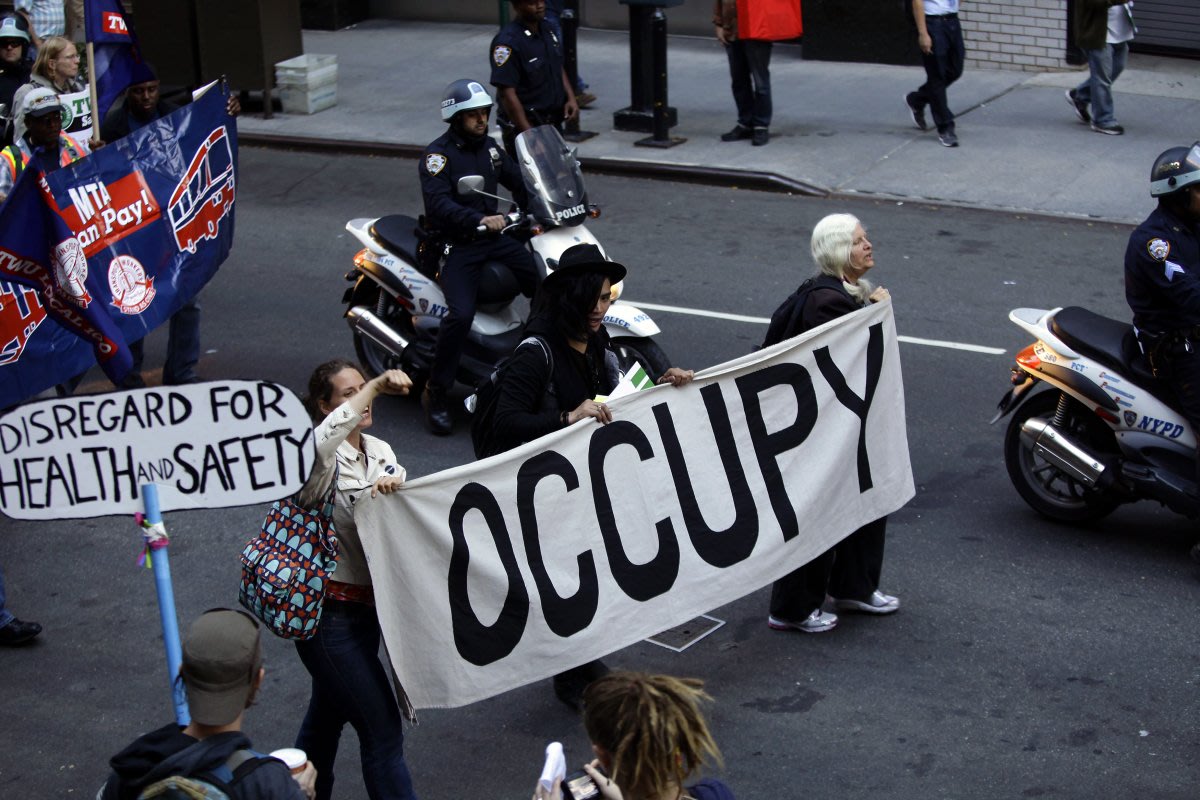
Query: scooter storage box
275 54 337 114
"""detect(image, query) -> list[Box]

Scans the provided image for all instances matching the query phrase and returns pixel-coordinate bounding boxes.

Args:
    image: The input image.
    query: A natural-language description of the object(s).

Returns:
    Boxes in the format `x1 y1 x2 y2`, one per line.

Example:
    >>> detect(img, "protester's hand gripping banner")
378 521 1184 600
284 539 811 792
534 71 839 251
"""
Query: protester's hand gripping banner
0 86 236 407
355 302 915 708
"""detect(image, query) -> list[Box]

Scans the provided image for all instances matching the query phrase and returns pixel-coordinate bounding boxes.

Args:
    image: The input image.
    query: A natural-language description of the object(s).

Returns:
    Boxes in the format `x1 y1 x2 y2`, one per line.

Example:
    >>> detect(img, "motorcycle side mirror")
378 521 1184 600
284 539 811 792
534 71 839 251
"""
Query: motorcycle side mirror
457 175 486 195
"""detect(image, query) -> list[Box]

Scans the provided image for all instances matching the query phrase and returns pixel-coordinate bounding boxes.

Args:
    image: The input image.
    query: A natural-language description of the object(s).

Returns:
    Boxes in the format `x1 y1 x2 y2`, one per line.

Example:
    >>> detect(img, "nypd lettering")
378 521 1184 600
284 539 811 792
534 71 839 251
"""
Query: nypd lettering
1147 238 1170 261
425 153 447 176
1137 415 1185 439
492 45 512 67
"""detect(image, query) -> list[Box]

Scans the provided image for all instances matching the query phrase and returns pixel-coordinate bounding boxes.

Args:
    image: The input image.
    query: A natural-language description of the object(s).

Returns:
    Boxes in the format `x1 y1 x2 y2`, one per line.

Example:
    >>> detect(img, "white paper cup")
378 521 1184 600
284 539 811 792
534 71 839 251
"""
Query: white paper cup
270 748 307 775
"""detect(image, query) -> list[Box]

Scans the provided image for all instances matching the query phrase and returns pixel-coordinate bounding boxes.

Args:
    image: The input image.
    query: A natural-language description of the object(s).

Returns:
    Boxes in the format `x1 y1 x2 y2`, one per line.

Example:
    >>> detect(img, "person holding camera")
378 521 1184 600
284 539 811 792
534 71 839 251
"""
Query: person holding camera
536 671 735 800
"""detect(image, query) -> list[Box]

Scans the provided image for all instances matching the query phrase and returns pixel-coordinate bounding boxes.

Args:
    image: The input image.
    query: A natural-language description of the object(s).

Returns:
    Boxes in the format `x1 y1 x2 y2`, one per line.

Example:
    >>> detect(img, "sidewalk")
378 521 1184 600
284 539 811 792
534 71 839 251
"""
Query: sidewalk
238 20 1200 224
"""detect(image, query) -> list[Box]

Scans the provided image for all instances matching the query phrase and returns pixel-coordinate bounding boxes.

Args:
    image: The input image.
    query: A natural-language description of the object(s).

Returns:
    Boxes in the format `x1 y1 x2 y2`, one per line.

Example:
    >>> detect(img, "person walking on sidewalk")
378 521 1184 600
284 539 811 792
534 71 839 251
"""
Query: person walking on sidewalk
905 0 965 148
713 0 778 148
491 0 579 159
1066 1 1134 136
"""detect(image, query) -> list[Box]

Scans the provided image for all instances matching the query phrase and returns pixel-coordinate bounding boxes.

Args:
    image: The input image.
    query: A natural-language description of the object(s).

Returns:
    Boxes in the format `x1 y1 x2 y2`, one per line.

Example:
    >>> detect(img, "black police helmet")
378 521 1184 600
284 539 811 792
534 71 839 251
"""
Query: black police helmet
1150 142 1200 198
441 79 493 122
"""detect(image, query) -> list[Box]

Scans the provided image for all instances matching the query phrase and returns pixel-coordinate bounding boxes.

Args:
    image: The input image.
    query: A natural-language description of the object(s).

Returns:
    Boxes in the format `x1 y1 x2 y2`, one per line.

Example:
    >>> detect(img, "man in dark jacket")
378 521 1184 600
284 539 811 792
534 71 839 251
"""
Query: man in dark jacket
1066 0 1134 135
419 78 538 435
98 609 316 799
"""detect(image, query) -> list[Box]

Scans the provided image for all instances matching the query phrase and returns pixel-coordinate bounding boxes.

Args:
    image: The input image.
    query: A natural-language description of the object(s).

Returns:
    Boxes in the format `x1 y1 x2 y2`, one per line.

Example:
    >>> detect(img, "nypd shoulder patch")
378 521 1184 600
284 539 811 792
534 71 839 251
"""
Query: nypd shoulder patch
1147 238 1170 261
425 153 447 176
493 45 512 67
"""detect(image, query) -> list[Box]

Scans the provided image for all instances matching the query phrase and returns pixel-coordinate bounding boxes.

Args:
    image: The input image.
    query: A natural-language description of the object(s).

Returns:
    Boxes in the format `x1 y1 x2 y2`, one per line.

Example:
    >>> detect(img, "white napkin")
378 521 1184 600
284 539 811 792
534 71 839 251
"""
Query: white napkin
538 741 566 795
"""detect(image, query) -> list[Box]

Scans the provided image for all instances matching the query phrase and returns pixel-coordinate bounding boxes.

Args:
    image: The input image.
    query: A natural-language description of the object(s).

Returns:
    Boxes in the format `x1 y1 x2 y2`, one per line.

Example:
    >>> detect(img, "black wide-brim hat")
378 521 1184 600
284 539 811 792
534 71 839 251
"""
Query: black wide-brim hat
544 243 627 291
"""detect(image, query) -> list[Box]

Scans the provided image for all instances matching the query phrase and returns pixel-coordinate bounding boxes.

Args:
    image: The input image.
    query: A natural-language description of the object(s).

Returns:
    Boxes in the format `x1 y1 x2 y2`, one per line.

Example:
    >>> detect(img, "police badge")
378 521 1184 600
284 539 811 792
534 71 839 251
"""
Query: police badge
425 153 447 176
1147 238 1170 261
1123 410 1137 427
493 45 512 67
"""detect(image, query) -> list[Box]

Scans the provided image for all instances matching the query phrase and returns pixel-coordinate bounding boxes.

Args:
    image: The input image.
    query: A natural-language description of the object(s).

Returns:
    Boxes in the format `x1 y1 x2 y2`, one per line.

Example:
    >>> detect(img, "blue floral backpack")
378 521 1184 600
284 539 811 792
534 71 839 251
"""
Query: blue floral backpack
238 475 339 640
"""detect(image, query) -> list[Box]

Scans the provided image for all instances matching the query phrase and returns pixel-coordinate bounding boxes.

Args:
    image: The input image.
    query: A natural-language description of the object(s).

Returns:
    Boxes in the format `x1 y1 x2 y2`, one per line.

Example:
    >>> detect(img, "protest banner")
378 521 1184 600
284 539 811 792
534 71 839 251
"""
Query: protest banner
84 0 154 124
356 302 915 708
0 380 314 520
0 85 236 406
59 88 94 143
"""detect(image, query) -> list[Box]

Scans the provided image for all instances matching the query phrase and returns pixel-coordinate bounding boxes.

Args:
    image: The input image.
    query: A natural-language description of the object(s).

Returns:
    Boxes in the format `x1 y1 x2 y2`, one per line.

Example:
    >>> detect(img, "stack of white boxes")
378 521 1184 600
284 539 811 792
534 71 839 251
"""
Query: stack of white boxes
275 54 338 114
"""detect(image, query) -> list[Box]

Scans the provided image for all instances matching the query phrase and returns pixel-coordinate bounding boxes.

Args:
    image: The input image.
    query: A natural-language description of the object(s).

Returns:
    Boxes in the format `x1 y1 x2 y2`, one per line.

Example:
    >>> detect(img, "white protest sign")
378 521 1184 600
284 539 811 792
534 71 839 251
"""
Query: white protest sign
356 302 915 708
0 380 314 520
59 88 94 143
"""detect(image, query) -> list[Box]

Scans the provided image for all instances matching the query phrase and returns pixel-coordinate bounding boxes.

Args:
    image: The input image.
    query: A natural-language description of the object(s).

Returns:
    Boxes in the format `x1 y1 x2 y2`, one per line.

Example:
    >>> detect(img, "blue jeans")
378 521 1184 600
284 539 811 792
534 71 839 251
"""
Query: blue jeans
0 564 14 629
726 38 773 129
295 600 417 800
1074 42 1128 127
912 14 965 134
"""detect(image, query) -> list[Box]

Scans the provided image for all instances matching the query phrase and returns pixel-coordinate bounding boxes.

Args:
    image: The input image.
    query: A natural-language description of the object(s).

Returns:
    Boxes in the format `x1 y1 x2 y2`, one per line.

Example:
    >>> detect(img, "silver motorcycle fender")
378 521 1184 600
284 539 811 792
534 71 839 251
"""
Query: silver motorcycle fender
602 302 661 339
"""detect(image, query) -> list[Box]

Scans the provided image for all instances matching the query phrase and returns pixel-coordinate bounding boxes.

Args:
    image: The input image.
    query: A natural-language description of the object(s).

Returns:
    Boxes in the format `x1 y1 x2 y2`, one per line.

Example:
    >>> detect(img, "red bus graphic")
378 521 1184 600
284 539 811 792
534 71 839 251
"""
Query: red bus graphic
168 127 235 254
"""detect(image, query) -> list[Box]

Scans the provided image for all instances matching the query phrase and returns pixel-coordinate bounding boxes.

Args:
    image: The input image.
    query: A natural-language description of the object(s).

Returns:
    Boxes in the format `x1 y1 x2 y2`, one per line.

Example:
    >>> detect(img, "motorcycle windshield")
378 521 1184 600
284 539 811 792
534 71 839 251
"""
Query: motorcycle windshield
515 126 589 227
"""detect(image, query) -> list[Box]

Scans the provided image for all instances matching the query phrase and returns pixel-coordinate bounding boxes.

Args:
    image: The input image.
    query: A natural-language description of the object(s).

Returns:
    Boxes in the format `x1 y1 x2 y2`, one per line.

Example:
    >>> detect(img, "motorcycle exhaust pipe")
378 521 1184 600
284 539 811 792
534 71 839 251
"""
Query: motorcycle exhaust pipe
346 306 409 357
1019 418 1109 488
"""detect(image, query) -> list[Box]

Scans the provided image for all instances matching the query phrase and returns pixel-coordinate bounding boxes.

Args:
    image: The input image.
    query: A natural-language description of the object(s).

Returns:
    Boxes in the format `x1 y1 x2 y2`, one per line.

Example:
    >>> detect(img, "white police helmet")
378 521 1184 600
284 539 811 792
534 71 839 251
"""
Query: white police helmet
440 79 493 122
0 15 30 43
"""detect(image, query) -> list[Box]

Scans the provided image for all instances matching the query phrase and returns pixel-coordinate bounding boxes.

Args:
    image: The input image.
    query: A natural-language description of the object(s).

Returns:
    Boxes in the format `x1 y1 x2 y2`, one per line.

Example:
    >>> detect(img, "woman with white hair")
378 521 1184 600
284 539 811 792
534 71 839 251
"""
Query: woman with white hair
760 212 899 634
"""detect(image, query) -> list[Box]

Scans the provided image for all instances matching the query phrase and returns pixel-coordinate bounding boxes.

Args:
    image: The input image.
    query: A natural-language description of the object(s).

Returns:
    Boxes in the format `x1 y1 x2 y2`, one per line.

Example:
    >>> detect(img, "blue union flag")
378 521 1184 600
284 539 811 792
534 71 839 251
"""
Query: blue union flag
0 86 237 408
85 0 155 124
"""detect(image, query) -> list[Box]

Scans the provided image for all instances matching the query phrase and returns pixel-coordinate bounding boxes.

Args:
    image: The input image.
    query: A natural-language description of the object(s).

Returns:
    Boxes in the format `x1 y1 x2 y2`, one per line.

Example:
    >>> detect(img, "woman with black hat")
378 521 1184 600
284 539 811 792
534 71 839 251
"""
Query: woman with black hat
486 242 693 708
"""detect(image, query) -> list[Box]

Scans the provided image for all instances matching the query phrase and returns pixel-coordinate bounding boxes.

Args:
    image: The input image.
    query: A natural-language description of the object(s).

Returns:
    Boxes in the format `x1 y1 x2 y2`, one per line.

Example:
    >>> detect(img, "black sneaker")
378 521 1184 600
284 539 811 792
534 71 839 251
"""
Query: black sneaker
720 125 752 142
938 130 959 147
751 127 769 146
1065 89 1090 124
421 385 453 435
0 618 43 646
1091 122 1124 135
904 92 927 131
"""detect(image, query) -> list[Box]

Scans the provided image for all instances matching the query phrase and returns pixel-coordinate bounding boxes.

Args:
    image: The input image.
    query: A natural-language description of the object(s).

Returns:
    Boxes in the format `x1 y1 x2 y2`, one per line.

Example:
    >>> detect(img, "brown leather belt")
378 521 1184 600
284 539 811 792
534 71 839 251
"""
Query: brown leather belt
326 580 374 605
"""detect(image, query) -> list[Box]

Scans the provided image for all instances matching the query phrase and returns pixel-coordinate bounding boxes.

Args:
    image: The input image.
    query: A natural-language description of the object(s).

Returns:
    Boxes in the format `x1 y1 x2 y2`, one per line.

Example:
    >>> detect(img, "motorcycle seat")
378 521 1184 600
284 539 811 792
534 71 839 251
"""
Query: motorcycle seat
1052 307 1182 413
369 215 422 264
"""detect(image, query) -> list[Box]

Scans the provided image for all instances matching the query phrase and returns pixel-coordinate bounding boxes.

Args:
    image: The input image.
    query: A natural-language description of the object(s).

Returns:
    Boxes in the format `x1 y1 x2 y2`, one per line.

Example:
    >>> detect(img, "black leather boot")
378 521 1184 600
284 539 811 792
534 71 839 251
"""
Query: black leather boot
422 385 453 436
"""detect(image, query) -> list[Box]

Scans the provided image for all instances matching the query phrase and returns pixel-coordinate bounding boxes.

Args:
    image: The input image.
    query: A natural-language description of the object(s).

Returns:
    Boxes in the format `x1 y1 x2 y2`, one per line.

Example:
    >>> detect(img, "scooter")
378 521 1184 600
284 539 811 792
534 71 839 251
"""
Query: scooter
993 305 1198 522
342 125 669 392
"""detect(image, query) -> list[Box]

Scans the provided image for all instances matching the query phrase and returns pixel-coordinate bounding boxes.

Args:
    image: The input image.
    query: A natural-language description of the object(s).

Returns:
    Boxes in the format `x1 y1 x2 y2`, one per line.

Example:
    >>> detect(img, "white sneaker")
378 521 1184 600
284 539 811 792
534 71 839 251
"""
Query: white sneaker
767 608 838 633
832 590 900 615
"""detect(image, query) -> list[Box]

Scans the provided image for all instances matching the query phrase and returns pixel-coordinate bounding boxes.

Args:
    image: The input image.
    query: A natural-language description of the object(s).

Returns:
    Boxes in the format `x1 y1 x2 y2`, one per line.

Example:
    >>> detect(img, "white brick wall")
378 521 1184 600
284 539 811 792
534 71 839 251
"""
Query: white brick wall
961 0 1072 72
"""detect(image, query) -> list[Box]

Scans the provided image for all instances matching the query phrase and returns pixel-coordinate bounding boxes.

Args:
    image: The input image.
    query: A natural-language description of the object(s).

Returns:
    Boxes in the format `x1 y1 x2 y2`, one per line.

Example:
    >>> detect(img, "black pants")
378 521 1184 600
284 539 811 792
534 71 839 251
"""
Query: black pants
769 517 887 621
500 108 564 159
912 14 965 135
429 236 537 391
1164 344 1200 487
725 38 773 129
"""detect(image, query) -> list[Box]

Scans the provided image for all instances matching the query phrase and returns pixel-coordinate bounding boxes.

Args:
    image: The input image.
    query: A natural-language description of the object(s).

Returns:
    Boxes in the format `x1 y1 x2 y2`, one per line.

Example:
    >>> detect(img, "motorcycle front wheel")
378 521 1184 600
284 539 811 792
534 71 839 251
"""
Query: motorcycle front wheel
609 336 671 383
1003 390 1120 522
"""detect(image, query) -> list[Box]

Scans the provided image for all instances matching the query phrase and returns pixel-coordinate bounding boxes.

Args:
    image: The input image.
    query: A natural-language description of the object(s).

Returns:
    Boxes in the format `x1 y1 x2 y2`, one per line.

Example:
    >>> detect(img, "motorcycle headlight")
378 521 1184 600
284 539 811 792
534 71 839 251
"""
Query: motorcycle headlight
609 280 623 302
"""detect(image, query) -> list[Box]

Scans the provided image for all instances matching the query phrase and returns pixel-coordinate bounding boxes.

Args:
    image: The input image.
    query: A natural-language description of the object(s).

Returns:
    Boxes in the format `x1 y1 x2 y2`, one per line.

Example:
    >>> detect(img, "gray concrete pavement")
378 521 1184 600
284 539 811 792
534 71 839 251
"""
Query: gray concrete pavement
238 20 1200 224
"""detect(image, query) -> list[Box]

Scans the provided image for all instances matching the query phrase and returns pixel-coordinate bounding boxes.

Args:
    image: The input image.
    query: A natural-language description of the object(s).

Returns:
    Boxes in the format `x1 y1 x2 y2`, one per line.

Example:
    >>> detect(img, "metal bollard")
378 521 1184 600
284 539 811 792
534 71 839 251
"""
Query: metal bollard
562 0 596 142
635 10 685 148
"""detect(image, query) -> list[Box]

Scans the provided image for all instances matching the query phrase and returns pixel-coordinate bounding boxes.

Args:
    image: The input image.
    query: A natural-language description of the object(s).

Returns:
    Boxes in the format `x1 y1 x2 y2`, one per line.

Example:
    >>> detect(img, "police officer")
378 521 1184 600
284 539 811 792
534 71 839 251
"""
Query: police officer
1125 142 1200 498
490 0 578 158
419 79 539 435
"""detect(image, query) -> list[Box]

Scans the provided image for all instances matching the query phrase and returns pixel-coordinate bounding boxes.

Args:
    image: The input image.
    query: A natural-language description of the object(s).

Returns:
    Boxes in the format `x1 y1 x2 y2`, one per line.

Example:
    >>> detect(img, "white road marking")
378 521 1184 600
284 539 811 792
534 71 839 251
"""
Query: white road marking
624 300 1008 355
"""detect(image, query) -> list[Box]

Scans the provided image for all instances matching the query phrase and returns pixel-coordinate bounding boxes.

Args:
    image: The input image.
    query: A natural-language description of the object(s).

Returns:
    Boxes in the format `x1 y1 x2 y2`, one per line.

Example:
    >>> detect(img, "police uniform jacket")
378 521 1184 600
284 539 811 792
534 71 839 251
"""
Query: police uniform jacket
1125 205 1200 333
419 127 529 237
490 19 566 118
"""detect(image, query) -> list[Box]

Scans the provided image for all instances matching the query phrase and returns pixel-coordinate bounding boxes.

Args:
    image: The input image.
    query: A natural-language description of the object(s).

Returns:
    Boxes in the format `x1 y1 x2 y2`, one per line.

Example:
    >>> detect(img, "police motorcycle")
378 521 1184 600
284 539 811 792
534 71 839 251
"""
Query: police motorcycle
342 125 669 390
993 306 1198 523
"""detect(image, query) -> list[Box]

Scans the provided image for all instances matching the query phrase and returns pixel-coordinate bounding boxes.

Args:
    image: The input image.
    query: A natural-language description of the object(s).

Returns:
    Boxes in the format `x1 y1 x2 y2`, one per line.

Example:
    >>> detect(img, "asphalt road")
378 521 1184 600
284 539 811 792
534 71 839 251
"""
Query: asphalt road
1 146 1197 799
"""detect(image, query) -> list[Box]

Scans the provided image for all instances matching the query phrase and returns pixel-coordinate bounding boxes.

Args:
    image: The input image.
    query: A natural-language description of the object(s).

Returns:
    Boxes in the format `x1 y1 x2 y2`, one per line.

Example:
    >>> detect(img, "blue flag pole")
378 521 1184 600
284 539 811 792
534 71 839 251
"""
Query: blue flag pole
141 483 190 726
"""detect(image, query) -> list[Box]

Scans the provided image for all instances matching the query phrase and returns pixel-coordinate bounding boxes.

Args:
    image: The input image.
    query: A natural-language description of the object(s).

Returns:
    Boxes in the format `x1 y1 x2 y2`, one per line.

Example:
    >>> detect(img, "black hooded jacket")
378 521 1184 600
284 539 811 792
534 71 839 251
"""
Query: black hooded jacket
98 724 304 800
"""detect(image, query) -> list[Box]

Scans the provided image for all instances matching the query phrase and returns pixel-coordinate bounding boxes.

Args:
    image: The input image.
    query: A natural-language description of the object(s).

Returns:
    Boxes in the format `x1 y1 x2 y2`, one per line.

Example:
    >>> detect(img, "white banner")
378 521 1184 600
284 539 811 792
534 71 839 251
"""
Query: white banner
60 88 94 143
358 302 915 708
0 380 314 519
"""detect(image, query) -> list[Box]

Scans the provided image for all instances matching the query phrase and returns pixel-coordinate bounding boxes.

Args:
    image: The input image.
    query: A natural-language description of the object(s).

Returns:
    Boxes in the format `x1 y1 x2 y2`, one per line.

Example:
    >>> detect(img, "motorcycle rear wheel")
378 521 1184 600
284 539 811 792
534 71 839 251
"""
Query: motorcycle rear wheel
1003 390 1120 522
609 336 671 383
